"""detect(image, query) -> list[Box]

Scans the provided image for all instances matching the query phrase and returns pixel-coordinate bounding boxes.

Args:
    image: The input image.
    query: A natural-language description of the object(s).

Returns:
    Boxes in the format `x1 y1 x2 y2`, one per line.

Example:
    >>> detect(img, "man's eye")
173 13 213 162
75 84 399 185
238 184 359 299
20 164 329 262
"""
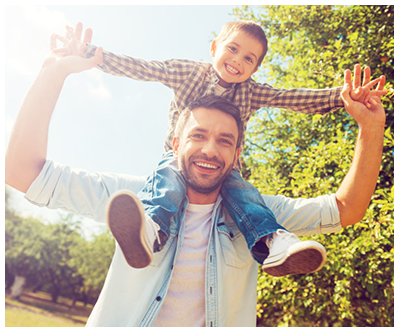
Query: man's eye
220 139 233 146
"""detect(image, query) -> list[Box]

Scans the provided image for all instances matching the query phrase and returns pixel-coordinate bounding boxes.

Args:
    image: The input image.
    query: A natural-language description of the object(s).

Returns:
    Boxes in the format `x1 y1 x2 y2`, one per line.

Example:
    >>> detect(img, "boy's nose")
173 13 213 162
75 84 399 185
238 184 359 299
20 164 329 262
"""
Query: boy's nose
232 56 241 67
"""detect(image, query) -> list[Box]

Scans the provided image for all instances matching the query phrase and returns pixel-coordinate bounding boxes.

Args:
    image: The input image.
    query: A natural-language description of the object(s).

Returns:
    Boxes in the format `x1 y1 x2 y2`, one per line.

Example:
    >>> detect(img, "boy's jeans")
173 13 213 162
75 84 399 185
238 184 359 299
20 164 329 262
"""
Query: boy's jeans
138 151 286 263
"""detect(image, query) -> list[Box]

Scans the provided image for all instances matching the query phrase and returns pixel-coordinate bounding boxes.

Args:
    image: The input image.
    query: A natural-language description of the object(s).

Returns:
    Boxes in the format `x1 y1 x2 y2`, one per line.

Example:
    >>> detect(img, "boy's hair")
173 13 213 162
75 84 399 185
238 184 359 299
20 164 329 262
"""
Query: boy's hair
175 95 244 150
214 20 268 68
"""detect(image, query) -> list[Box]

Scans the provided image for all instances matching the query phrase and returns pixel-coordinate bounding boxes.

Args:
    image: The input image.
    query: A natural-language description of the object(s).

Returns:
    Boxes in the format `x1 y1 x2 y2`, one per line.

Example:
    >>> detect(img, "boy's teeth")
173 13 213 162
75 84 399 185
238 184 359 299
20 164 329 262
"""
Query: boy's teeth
226 64 238 74
195 162 218 169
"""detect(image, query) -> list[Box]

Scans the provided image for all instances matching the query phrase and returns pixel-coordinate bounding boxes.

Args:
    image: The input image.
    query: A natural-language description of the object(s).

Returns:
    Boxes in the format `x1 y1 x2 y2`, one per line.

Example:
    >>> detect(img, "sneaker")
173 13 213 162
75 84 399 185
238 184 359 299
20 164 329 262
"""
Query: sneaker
106 190 159 269
262 229 326 277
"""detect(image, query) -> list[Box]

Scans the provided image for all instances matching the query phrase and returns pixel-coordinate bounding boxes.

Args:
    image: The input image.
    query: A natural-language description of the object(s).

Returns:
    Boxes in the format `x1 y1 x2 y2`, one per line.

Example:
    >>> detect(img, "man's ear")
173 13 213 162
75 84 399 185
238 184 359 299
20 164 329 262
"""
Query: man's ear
233 148 240 166
172 136 180 159
210 40 217 57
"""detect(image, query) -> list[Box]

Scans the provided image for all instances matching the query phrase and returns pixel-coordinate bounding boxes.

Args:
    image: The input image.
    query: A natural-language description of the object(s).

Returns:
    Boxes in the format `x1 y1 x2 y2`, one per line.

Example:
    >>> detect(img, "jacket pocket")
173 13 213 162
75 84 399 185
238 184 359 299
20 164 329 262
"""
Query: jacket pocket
217 222 253 269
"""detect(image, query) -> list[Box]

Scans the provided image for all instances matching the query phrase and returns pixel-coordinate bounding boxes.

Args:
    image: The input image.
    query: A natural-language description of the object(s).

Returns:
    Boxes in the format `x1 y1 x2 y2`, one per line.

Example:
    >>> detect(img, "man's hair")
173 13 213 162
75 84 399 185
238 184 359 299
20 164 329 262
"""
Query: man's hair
214 20 268 68
175 95 244 149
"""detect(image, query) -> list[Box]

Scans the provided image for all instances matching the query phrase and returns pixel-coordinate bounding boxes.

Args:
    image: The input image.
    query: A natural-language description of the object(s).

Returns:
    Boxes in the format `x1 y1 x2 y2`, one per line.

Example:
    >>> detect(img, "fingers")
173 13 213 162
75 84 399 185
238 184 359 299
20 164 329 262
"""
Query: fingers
50 33 68 50
362 66 371 86
74 22 83 41
92 47 103 65
376 75 386 91
65 22 92 43
341 69 352 107
344 68 352 87
83 28 93 44
353 64 361 91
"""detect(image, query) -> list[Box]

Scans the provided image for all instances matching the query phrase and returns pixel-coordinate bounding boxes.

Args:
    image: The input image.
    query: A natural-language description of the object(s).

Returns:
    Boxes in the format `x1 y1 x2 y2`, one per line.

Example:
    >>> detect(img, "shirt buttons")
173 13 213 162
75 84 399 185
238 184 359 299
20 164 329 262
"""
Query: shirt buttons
156 296 162 302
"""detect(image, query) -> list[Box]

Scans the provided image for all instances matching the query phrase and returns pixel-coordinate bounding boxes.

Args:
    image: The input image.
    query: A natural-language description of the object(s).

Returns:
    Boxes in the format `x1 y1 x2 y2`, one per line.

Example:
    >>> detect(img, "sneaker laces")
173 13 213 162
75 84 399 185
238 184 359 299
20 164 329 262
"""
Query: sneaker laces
145 215 161 246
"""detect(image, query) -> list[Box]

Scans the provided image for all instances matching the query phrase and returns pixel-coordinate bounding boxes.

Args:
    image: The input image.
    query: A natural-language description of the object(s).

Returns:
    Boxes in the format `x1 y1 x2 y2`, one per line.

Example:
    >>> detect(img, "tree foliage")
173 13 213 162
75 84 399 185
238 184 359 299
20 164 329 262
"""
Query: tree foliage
5 189 115 305
233 5 394 327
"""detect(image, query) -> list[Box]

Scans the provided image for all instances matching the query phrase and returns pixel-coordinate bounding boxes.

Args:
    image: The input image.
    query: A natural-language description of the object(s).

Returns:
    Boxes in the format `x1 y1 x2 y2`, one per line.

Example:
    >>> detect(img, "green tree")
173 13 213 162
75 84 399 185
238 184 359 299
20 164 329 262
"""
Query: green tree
233 5 394 327
70 231 115 306
5 191 114 305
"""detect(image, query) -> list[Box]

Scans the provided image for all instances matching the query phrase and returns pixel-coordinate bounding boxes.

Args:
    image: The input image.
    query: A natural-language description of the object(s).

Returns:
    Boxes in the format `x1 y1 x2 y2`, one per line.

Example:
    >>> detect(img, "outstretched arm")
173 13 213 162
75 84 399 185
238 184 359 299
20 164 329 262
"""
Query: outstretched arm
335 69 386 227
5 35 102 193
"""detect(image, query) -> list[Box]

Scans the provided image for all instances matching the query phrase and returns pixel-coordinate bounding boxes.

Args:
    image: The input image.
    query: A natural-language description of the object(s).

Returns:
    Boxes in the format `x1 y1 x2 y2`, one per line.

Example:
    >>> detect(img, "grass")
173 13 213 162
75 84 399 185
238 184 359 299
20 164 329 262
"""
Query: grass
5 290 93 327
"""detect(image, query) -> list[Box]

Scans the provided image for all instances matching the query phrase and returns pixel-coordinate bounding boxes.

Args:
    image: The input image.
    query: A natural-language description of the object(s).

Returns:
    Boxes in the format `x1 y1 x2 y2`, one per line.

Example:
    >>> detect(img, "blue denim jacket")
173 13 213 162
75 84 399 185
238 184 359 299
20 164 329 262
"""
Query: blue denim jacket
25 160 342 327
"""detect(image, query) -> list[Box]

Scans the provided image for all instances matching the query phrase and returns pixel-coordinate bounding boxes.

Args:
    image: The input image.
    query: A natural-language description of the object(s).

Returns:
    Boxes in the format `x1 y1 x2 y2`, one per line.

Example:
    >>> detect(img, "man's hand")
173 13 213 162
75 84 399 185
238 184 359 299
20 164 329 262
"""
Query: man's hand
337 67 386 227
52 22 92 57
341 68 386 130
348 64 387 109
42 23 102 76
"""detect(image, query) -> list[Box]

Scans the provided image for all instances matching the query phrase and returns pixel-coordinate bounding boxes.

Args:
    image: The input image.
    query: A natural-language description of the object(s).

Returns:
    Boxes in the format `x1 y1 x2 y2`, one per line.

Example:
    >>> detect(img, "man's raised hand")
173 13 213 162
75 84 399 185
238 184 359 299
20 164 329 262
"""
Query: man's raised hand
341 67 386 129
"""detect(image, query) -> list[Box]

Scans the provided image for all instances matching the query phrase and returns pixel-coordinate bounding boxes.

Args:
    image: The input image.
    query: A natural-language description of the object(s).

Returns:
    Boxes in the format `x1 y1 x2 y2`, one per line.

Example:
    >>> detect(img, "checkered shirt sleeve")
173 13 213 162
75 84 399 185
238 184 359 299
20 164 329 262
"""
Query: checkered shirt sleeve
250 81 344 115
84 44 199 91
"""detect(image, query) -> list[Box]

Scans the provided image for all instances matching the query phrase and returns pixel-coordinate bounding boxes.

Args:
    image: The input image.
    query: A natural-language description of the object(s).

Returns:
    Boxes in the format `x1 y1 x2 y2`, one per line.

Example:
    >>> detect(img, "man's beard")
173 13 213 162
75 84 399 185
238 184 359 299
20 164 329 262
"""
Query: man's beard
179 153 235 195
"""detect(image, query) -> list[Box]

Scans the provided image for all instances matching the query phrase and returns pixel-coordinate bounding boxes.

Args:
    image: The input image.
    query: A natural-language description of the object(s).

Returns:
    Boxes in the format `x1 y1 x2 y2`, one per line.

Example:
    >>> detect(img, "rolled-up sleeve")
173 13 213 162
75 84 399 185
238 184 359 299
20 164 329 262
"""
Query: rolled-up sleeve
25 160 145 224
262 194 342 236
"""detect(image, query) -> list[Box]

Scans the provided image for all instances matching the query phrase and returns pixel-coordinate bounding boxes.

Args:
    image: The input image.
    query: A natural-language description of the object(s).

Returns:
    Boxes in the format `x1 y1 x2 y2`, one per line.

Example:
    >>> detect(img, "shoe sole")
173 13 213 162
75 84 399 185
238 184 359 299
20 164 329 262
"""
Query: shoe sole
262 242 326 277
107 190 152 269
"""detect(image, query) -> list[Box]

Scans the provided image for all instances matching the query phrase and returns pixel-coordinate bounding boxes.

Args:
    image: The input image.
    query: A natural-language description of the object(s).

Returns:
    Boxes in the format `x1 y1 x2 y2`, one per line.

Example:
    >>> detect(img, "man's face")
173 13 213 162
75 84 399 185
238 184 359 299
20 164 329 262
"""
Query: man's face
173 107 240 202
210 30 263 88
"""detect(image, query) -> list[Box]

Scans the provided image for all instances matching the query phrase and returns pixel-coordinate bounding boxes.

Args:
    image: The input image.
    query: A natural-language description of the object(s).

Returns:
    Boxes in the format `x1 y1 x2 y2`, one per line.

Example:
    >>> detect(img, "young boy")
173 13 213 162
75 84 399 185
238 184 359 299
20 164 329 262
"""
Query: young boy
56 20 382 277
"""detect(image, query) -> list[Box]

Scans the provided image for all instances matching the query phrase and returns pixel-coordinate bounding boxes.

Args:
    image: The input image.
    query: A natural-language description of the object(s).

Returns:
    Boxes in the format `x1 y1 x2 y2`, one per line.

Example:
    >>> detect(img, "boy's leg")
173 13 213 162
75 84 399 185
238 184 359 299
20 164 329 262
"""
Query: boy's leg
107 190 160 268
221 170 326 277
138 151 186 249
107 151 186 268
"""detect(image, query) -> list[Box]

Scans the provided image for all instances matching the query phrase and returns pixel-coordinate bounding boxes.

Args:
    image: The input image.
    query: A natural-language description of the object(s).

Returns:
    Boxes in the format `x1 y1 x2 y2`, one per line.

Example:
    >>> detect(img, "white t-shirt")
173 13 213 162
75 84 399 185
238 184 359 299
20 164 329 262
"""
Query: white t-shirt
152 203 215 327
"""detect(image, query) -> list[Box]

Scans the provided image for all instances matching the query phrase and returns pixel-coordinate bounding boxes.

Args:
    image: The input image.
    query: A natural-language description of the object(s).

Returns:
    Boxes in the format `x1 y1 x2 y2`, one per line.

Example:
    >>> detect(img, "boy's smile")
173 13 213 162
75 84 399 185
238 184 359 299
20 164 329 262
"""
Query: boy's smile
211 30 264 88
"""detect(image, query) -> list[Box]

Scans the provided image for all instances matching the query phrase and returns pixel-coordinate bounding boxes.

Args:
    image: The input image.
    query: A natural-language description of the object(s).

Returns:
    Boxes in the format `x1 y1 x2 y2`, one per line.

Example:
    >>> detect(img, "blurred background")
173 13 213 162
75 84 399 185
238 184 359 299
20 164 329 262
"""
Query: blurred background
4 5 394 327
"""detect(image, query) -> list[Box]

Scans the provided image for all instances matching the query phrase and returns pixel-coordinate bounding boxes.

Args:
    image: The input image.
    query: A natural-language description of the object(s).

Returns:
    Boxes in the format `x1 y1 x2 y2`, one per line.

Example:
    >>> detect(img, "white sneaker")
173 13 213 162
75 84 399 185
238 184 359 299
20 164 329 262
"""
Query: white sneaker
106 190 160 269
262 229 326 277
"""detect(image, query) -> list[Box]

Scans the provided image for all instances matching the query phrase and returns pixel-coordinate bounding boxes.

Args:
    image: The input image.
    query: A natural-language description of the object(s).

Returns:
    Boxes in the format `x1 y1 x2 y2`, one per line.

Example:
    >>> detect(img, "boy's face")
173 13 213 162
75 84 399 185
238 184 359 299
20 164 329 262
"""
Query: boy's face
210 30 263 88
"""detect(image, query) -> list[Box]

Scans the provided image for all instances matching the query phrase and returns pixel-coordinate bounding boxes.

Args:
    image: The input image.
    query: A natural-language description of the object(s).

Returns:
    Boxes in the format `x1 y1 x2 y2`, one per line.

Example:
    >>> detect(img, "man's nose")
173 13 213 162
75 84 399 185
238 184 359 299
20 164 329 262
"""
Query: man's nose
201 139 219 158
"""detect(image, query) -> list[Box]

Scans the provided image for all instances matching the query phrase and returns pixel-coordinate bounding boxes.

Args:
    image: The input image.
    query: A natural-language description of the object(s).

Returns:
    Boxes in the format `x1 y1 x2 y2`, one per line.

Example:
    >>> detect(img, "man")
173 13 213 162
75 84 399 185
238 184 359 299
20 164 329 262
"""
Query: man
5 35 386 326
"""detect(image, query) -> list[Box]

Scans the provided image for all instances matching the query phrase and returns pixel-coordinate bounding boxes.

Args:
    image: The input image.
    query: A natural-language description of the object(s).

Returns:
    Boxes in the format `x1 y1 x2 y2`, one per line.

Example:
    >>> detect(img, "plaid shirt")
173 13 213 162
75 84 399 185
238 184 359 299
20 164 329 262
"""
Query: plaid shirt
85 44 343 156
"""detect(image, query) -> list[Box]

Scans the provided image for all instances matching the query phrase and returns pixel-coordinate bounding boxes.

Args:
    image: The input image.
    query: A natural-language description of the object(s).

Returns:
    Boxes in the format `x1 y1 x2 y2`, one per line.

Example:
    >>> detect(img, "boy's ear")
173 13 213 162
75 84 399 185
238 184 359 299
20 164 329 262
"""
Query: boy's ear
210 40 217 57
172 136 180 159
251 67 259 75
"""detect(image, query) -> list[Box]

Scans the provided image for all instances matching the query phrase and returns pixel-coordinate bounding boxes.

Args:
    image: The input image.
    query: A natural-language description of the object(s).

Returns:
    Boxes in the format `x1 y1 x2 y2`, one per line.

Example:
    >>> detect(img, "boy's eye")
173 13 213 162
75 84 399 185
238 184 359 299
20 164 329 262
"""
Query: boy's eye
246 57 253 63
228 46 237 52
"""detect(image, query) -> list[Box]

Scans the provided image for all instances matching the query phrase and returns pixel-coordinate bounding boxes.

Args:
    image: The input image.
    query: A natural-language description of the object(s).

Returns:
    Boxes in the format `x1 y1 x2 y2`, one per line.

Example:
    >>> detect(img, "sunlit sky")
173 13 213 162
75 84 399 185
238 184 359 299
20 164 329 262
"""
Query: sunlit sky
4 5 243 236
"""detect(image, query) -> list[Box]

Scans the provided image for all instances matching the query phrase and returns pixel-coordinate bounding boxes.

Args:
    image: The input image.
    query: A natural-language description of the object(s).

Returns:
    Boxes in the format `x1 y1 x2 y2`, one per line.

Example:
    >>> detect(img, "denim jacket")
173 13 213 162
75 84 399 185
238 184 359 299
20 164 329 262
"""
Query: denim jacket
25 160 341 327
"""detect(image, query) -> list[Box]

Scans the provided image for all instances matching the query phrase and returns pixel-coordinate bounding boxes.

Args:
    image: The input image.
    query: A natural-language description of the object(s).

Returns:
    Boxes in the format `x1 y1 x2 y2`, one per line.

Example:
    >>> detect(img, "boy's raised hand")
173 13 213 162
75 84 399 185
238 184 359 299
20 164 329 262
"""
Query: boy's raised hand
348 64 387 108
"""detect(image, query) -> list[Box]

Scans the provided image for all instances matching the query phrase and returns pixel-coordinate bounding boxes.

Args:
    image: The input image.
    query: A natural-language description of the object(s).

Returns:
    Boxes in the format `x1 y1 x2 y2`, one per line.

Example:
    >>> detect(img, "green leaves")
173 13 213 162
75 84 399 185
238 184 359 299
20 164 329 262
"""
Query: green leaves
235 5 394 327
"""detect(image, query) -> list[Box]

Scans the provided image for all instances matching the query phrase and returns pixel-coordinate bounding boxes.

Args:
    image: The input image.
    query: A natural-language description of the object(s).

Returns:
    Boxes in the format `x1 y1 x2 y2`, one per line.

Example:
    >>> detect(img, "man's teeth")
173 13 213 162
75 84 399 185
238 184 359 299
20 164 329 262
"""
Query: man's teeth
195 162 218 169
226 64 238 74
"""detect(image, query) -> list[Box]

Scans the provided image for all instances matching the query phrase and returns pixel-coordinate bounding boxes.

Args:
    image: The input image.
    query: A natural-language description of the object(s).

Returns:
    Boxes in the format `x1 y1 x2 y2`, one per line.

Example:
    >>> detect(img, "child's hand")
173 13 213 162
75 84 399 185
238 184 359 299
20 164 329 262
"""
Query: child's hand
52 22 93 58
341 68 386 130
42 30 102 76
348 64 387 108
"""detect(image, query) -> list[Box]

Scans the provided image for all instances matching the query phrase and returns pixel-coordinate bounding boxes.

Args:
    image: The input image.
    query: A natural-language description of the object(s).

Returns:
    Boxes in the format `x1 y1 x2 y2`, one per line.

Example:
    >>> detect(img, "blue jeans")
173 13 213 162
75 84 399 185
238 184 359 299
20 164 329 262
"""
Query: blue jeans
137 151 286 263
